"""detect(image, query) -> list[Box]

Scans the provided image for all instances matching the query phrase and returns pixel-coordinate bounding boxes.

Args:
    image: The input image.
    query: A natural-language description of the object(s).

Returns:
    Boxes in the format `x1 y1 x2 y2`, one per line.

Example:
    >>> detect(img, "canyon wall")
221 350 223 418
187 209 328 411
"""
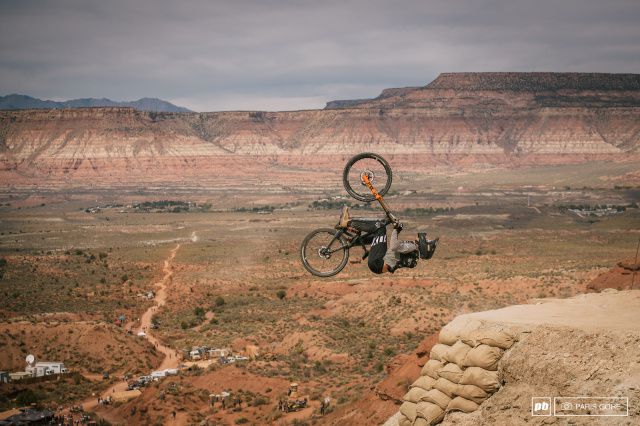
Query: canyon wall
1 73 639 189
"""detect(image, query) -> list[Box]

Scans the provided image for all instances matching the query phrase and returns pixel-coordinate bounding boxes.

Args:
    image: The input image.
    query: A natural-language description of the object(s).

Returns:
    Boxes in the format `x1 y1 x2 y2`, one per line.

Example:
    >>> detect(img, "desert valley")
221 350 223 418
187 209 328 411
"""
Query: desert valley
1 72 639 425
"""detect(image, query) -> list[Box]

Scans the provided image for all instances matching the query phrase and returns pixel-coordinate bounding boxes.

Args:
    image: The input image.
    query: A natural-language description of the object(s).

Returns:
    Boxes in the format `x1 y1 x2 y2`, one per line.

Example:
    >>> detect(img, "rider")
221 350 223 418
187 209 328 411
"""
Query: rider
340 207 438 274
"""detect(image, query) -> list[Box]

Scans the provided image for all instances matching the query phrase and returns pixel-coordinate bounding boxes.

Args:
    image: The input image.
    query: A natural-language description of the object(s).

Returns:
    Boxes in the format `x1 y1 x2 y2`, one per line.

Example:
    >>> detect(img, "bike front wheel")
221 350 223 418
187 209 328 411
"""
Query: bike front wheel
300 228 350 277
342 152 393 202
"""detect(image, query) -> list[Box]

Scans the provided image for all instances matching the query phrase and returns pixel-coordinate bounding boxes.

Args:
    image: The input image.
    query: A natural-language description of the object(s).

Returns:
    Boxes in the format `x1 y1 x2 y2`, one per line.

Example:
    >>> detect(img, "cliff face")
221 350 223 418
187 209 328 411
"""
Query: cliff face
389 289 640 426
1 73 639 189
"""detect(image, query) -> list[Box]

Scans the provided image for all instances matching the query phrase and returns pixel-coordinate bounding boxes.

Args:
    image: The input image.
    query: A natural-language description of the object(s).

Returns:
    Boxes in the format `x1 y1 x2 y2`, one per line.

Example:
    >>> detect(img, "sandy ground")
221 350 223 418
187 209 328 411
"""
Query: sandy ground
462 289 640 332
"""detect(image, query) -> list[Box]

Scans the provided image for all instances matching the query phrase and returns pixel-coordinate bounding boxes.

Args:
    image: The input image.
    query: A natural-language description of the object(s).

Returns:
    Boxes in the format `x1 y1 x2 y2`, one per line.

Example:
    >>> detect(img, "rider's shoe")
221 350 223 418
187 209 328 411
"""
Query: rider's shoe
338 206 351 228
418 233 439 260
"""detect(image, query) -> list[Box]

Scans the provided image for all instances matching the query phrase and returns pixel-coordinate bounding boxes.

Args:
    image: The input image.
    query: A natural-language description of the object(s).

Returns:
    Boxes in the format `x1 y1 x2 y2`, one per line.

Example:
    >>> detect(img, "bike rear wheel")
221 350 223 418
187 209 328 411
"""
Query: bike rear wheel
342 152 393 202
300 228 349 277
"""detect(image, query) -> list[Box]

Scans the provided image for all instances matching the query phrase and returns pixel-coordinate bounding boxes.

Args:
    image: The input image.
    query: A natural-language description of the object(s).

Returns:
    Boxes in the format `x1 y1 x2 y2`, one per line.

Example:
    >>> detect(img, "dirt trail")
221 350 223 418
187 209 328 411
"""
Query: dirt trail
81 243 181 413
138 243 181 370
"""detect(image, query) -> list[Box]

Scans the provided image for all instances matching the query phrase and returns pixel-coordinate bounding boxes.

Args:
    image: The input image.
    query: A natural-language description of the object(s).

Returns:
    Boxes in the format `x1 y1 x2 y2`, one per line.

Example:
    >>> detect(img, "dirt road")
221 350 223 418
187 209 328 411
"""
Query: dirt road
81 243 181 413
138 243 181 370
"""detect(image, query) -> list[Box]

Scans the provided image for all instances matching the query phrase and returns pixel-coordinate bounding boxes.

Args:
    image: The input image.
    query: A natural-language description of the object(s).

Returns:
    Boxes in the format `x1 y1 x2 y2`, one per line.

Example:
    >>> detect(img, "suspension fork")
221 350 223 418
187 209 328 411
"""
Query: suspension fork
361 174 398 224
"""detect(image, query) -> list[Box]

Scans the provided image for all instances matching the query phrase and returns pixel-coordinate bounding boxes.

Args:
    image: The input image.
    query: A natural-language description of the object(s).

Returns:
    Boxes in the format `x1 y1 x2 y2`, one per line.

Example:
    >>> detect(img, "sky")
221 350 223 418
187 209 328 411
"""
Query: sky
0 0 639 112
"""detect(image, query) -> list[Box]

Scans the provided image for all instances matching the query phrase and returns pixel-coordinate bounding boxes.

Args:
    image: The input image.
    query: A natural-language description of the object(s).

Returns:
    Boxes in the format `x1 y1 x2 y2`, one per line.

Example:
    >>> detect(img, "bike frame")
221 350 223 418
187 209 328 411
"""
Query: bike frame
322 220 392 256
322 175 397 256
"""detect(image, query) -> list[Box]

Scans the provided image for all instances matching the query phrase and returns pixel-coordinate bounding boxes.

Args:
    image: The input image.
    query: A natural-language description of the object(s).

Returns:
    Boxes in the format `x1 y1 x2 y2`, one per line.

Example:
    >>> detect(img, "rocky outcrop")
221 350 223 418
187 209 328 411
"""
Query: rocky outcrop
587 258 640 292
425 72 640 92
1 73 639 189
392 290 640 425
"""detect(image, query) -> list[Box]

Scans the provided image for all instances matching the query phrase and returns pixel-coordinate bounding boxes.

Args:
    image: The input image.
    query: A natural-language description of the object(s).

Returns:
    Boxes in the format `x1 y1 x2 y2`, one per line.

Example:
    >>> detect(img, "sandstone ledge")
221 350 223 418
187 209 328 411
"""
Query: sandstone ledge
390 290 640 425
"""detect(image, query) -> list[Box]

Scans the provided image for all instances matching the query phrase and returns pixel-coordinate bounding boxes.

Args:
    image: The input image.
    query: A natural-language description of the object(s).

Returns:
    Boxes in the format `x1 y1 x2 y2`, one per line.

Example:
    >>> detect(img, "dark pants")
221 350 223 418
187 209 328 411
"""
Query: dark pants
368 226 387 274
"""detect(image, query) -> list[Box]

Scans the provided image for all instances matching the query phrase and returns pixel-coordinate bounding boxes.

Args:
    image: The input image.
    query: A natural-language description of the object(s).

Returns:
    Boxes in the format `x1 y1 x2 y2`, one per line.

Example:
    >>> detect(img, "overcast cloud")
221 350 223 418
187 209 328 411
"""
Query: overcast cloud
1 0 638 111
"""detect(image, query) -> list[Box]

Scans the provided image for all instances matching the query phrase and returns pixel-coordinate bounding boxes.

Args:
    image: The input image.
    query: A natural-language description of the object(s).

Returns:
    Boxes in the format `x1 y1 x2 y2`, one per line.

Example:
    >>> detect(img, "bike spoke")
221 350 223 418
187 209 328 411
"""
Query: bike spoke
302 230 348 276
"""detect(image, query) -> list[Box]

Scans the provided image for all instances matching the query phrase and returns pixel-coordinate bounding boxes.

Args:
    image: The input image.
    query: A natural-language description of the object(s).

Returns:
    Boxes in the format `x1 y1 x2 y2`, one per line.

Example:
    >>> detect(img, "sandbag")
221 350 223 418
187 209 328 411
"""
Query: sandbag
412 418 428 426
446 396 479 413
411 375 437 391
443 341 472 367
400 401 417 422
459 367 500 393
454 384 489 404
398 415 412 426
429 343 450 361
403 386 429 403
421 359 444 379
437 362 463 384
461 326 516 349
447 317 484 343
462 344 503 370
433 377 458 398
423 388 452 410
416 401 445 425
438 324 459 345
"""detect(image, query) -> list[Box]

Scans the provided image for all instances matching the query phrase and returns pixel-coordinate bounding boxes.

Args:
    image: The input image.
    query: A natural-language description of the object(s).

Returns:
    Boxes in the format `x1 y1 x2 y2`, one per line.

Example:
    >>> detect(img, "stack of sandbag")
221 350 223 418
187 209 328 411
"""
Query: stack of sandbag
397 318 517 426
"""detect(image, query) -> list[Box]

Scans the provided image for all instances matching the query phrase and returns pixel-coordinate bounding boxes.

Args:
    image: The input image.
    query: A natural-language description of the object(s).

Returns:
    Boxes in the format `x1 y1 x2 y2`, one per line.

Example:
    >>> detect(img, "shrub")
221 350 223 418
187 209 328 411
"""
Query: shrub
16 389 40 406
215 296 225 307
252 395 270 406
276 290 286 300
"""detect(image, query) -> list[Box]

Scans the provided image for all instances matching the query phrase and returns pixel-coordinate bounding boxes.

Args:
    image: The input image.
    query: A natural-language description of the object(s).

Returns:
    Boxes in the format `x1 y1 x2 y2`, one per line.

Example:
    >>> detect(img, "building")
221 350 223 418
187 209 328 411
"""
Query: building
208 348 231 358
26 361 68 377
151 370 166 379
9 371 34 381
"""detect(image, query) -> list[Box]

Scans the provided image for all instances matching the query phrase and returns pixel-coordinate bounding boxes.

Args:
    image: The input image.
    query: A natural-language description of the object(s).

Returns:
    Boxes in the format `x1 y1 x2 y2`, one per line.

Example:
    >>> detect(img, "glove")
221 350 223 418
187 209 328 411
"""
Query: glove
394 221 403 233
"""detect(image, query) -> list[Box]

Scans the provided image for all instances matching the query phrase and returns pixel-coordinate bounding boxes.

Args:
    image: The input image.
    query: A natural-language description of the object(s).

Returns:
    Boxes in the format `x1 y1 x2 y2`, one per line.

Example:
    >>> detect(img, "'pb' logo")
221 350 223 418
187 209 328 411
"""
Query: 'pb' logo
532 397 552 416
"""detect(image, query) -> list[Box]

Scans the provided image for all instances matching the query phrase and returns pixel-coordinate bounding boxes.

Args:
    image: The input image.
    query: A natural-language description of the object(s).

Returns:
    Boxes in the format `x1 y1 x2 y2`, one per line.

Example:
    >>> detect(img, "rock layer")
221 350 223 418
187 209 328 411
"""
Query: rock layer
1 73 639 189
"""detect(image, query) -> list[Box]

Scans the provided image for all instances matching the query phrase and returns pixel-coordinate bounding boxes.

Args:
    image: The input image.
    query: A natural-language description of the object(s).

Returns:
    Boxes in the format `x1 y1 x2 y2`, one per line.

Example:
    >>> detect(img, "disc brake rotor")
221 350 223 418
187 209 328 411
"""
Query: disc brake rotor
318 246 331 259
360 170 375 186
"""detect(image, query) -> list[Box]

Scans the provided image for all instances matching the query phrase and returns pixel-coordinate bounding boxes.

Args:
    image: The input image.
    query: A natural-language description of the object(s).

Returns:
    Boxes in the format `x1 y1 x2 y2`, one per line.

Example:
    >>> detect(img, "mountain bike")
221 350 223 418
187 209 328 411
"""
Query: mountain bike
300 152 436 277
300 152 397 277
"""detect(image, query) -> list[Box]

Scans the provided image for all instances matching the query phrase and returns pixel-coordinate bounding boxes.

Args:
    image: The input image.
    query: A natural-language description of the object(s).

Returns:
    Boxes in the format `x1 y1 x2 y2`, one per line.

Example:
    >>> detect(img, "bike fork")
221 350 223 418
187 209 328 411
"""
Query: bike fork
361 174 397 224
